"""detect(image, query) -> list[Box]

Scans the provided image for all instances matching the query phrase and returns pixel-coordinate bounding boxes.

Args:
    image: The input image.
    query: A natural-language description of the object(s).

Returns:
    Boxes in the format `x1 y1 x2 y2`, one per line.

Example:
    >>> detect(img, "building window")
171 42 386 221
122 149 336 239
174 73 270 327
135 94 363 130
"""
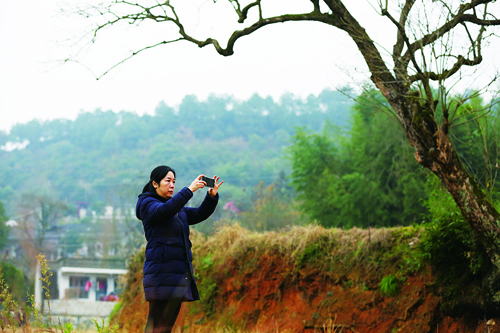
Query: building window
68 276 90 299
96 278 107 301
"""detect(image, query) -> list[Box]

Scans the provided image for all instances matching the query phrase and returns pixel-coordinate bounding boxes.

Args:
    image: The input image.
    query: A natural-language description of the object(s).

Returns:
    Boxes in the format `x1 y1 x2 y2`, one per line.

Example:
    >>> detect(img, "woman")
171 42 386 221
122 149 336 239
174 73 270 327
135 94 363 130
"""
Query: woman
136 165 223 333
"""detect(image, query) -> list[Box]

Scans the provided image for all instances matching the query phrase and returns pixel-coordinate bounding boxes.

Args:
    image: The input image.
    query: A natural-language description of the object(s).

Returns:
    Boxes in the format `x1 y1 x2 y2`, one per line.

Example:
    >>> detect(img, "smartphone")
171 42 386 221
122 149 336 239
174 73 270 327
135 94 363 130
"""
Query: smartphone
201 176 215 188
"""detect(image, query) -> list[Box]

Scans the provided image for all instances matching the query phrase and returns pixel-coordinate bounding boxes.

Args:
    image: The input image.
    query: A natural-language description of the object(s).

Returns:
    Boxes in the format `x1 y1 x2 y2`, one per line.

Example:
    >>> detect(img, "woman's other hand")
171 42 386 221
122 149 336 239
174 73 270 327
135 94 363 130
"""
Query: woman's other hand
188 175 207 193
208 176 223 198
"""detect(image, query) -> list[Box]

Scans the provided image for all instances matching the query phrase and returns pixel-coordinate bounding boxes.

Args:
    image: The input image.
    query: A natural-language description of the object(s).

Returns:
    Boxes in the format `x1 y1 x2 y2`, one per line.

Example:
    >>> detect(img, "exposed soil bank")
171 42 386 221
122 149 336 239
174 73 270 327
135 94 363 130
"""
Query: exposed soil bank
111 224 500 332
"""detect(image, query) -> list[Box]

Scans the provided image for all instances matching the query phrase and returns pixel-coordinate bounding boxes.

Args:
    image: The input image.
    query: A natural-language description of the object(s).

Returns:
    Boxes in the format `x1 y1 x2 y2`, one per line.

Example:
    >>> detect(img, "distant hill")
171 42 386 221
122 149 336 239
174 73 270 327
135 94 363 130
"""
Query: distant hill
0 89 354 219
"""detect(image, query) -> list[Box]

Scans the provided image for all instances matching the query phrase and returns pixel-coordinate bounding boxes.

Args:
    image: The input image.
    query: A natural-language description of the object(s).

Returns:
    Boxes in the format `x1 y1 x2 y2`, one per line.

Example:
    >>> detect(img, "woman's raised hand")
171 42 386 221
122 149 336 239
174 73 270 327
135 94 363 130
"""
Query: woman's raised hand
208 176 223 198
188 175 207 193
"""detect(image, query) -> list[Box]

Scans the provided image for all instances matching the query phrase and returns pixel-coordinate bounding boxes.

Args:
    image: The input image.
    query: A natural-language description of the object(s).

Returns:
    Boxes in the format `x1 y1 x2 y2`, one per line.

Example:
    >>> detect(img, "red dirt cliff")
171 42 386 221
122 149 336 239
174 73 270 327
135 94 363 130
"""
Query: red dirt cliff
111 224 500 333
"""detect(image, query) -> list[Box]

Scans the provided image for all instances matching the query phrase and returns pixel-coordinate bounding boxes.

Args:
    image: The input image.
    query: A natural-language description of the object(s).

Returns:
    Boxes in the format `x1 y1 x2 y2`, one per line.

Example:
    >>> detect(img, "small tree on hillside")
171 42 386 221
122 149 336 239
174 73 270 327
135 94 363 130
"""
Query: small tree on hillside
70 1 500 267
15 193 68 276
0 202 10 250
289 94 429 228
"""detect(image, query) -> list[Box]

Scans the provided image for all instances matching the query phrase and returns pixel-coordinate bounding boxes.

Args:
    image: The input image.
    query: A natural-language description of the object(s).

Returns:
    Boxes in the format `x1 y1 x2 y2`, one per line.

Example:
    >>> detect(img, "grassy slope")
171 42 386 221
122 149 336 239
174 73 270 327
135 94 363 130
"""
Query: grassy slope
110 224 496 333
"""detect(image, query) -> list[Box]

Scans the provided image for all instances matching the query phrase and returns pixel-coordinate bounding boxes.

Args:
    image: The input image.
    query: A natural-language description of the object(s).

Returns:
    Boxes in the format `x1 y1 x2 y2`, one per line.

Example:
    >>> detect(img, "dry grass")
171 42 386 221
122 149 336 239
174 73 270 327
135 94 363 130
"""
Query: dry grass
191 222 410 269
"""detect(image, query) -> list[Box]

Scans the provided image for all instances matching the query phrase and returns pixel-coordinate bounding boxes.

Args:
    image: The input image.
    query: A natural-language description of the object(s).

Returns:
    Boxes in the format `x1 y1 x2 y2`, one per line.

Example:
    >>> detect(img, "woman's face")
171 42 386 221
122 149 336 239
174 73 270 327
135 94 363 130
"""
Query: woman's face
155 171 176 199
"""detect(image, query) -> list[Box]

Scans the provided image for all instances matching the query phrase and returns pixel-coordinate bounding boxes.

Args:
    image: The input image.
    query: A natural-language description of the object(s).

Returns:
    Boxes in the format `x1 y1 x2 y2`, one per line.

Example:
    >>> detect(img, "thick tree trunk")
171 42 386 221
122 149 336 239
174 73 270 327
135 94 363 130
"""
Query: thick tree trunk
431 144 500 267
386 90 500 268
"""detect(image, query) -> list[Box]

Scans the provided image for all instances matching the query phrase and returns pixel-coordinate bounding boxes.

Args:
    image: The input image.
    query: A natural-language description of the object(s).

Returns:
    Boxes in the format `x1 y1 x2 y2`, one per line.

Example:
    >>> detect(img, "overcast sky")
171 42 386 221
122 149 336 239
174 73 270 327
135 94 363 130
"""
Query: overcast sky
1 0 499 133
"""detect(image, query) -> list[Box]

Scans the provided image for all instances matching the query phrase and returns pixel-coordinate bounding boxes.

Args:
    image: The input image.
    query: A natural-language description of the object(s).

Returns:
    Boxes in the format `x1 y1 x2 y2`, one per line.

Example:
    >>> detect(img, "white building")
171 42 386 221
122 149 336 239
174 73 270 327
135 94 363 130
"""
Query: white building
37 258 128 327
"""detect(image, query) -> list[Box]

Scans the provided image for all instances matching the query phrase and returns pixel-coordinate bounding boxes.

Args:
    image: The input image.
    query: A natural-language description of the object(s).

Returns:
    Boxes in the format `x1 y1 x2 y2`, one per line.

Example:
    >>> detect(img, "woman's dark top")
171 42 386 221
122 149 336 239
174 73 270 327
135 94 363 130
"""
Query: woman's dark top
136 187 219 301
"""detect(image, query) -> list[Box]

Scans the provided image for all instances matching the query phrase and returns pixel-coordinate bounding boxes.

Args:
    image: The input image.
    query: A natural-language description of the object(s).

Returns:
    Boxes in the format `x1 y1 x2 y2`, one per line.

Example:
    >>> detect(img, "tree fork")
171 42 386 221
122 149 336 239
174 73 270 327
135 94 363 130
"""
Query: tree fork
389 88 500 268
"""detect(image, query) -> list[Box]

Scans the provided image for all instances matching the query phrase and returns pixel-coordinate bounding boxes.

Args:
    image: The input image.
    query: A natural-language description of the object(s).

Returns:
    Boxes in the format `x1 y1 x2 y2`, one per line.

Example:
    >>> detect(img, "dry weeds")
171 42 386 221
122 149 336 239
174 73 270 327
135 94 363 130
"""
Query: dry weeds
192 223 411 269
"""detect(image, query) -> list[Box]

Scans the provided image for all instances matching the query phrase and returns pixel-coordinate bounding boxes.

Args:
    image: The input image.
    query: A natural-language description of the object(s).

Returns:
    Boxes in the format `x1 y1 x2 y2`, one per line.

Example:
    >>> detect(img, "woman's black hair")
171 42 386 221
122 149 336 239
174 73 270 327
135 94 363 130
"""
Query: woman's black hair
142 165 176 194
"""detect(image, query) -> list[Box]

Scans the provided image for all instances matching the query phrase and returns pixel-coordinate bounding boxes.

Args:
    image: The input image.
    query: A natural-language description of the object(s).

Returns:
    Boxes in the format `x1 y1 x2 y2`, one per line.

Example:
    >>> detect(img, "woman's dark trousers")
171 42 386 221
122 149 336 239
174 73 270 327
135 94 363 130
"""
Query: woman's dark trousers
144 299 182 333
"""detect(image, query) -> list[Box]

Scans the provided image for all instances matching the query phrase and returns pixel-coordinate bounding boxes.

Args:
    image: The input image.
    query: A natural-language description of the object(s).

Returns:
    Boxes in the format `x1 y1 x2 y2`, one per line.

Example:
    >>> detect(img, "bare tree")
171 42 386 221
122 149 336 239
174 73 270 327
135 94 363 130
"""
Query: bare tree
15 193 68 275
71 1 500 265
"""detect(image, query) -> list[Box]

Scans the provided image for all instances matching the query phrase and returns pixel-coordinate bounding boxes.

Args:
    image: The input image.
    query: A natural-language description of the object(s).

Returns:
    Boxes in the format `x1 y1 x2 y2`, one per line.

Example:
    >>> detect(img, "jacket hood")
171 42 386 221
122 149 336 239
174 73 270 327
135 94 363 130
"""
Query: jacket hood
136 192 168 220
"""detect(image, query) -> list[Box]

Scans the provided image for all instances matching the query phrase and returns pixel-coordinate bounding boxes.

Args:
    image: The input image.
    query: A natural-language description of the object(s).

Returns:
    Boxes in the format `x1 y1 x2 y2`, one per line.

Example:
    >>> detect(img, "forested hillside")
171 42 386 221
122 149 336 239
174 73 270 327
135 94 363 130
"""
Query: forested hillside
0 90 352 224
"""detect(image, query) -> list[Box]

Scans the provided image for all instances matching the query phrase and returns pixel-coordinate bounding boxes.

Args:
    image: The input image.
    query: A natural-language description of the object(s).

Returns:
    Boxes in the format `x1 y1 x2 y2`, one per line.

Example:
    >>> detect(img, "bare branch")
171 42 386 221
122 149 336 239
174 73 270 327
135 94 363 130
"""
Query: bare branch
73 0 498 98
230 0 261 23
311 0 321 13
409 53 483 83
450 109 492 128
185 11 333 56
72 38 184 80
381 5 429 94
460 13 500 26
393 0 416 58
403 0 499 64
71 1 339 77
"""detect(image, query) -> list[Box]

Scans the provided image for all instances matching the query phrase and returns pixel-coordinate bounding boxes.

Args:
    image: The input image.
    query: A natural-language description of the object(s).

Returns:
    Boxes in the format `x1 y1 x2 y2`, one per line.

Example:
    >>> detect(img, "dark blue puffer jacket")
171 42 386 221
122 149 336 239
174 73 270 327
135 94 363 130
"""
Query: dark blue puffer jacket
136 187 219 302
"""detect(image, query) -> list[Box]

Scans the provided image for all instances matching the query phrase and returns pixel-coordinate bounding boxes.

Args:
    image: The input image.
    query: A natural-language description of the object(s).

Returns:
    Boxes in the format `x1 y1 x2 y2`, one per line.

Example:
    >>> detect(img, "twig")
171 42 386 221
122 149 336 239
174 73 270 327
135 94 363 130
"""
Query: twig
304 324 359 333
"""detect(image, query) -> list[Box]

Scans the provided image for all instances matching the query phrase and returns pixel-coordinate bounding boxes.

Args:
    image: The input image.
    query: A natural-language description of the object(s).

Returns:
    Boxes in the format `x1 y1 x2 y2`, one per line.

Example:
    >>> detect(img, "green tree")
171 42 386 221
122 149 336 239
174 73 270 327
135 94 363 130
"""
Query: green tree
0 202 10 250
0 263 26 303
289 92 428 228
16 193 68 251
345 90 428 225
446 94 500 199
238 181 304 231
288 122 342 226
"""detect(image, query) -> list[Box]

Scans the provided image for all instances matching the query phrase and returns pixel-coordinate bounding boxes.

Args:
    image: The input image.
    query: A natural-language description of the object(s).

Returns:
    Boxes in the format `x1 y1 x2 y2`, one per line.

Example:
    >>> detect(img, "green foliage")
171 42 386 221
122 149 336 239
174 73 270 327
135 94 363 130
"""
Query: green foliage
28 292 43 328
419 174 493 303
379 275 400 297
238 180 305 232
192 254 219 318
196 278 218 318
295 235 332 269
0 202 9 250
37 254 55 326
0 262 26 303
109 301 122 320
287 121 342 226
288 89 428 228
383 227 426 277
446 93 500 199
62 321 75 333
16 193 69 253
64 225 85 255
200 254 214 270
92 318 119 333
0 278 18 329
